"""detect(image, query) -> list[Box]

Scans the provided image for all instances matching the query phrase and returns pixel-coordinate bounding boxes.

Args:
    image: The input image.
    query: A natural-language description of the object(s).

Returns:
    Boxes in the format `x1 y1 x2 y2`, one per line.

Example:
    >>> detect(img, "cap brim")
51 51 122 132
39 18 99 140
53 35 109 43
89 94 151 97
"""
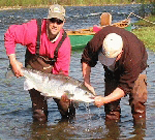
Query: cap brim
98 52 116 66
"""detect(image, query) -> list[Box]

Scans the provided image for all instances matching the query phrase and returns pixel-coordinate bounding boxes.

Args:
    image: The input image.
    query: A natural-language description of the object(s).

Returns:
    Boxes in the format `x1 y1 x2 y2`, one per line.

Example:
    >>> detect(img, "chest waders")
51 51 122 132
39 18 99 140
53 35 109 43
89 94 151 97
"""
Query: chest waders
104 67 147 124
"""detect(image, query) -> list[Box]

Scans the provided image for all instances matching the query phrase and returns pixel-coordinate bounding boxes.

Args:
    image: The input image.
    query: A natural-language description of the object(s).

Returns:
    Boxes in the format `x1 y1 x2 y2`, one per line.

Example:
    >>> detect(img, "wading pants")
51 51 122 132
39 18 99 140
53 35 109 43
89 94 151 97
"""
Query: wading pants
29 89 75 122
104 71 147 121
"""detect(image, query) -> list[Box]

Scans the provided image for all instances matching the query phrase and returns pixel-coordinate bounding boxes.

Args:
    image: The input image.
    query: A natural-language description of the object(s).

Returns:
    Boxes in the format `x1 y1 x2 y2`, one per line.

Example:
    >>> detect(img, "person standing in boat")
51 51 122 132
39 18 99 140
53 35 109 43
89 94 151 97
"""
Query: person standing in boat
4 4 75 122
81 26 148 122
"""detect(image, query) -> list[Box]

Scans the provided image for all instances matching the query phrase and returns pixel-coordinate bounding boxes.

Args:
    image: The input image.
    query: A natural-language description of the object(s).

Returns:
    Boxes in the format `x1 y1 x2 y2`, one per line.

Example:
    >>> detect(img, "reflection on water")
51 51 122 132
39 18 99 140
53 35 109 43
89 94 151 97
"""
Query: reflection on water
0 4 155 140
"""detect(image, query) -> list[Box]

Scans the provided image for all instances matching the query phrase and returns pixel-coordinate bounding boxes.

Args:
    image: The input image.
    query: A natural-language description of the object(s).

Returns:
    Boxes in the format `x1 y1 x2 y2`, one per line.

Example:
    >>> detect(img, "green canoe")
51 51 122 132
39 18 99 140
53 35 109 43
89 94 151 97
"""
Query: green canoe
67 19 131 51
69 35 94 51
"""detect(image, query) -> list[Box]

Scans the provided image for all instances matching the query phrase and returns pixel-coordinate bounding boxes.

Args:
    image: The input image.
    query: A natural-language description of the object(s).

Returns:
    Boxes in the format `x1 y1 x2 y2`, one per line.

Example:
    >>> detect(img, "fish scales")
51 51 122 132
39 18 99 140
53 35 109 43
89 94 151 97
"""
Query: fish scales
21 67 95 103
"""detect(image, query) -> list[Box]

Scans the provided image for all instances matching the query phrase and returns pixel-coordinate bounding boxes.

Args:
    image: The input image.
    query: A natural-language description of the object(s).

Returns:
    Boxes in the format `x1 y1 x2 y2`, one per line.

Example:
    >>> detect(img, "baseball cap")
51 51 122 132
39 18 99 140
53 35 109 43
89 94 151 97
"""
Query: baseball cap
98 33 123 66
47 4 65 21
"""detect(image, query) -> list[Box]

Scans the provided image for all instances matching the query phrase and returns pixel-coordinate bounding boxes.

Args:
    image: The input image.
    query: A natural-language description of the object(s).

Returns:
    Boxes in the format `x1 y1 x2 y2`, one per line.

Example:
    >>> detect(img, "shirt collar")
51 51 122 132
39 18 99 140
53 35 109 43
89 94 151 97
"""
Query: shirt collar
51 32 60 43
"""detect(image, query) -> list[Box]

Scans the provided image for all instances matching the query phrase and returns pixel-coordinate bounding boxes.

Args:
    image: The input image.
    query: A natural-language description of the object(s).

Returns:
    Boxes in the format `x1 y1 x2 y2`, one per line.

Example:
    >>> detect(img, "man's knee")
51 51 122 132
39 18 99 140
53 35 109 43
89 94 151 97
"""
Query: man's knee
129 74 147 120
33 109 48 122
105 101 121 121
53 98 75 119
29 89 48 122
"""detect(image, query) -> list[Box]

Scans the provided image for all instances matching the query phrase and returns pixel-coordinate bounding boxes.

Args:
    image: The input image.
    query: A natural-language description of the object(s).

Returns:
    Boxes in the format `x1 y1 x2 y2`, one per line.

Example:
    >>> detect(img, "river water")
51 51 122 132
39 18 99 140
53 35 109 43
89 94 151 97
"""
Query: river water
0 4 155 140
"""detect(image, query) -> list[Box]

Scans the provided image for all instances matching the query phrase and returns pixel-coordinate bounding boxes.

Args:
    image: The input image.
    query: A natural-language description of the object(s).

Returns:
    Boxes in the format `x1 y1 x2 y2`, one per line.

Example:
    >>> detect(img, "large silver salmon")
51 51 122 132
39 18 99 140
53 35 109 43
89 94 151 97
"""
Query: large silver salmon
19 67 95 103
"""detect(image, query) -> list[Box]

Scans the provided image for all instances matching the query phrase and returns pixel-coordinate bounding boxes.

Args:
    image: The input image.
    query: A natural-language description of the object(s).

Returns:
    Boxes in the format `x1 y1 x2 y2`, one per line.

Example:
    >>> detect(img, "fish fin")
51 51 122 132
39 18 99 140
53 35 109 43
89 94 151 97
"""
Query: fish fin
24 79 34 90
63 91 78 107
64 90 70 94
44 96 52 100
40 92 51 97
64 90 74 97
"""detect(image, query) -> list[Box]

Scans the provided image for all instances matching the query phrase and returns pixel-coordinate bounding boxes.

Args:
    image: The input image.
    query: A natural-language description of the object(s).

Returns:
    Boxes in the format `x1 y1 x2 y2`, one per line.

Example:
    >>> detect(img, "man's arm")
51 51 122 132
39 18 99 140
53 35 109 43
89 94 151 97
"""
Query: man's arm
8 54 23 77
82 62 96 95
94 87 125 107
4 20 37 77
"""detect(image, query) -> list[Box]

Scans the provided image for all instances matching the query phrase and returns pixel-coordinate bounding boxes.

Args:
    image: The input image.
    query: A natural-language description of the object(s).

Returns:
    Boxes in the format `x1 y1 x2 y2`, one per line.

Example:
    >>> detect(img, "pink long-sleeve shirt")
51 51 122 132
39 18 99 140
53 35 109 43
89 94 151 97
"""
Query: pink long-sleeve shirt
4 19 71 75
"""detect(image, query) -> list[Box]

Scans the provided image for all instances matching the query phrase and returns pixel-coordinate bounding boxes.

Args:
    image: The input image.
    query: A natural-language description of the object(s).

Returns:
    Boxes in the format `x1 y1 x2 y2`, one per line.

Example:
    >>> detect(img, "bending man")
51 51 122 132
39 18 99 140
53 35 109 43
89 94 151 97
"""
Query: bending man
81 26 148 121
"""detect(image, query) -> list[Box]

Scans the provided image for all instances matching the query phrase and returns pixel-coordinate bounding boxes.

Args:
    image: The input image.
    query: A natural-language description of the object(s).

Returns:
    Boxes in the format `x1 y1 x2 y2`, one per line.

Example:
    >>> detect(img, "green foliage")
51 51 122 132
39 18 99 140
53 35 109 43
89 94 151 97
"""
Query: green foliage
151 3 155 15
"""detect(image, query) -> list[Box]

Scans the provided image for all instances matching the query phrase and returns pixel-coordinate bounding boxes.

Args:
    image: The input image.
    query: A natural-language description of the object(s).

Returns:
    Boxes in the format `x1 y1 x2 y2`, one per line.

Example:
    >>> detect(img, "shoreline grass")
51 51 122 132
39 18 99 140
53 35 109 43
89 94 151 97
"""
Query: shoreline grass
133 15 155 51
133 26 155 51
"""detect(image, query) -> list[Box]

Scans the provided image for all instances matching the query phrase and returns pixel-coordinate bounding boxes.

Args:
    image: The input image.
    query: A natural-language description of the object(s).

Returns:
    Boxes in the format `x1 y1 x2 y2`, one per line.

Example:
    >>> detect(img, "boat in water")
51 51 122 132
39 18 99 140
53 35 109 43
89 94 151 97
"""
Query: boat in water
67 17 131 50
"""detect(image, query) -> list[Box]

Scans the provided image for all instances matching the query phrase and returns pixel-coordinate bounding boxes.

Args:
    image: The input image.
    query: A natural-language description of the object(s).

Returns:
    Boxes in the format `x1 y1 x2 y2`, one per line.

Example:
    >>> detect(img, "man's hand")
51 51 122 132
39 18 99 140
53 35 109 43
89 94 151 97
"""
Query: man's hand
94 96 105 108
61 93 70 103
82 62 96 95
84 82 96 96
9 54 23 78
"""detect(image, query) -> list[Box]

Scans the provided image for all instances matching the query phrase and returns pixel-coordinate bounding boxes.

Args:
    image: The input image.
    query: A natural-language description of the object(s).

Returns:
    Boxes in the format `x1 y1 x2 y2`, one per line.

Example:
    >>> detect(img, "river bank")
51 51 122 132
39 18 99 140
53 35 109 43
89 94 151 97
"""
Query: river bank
133 15 155 51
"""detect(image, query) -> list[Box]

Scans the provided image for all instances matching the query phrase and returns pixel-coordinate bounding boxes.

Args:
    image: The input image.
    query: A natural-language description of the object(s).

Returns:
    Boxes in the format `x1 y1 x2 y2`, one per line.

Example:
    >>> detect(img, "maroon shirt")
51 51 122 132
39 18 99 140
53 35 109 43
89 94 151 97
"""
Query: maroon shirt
81 26 148 94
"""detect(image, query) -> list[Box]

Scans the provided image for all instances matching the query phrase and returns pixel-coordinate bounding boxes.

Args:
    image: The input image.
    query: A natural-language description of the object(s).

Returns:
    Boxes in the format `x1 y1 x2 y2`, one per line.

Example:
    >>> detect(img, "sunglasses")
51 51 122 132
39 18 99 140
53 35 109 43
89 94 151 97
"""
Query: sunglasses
49 18 63 25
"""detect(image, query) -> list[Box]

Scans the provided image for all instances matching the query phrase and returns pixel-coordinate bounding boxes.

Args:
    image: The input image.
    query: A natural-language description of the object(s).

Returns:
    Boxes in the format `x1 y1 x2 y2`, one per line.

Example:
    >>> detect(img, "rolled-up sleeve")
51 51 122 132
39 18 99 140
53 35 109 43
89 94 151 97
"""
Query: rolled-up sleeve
81 42 98 67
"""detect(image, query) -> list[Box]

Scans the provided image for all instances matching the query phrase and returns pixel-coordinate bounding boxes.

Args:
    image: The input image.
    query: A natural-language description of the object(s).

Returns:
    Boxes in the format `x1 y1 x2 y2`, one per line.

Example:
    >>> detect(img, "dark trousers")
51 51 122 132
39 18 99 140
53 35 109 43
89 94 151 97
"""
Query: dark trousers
104 71 147 121
29 89 75 122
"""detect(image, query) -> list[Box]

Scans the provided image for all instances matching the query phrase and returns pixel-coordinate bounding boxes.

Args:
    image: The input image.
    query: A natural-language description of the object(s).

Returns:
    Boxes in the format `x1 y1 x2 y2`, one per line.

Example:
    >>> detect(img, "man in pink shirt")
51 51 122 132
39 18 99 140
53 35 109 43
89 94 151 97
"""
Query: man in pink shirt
4 4 75 122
